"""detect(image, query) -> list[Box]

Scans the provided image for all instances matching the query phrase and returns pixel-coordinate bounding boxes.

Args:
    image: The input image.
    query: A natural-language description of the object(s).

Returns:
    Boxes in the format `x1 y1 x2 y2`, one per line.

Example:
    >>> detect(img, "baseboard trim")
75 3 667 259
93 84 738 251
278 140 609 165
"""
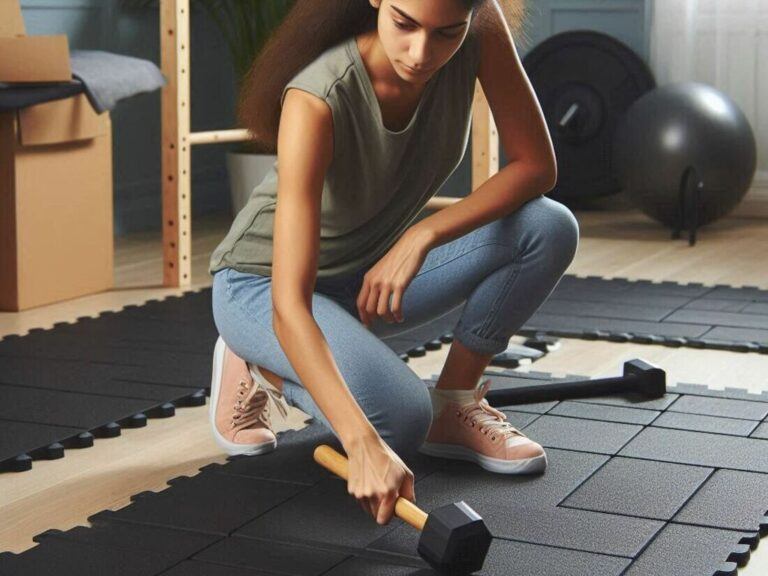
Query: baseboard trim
732 172 768 218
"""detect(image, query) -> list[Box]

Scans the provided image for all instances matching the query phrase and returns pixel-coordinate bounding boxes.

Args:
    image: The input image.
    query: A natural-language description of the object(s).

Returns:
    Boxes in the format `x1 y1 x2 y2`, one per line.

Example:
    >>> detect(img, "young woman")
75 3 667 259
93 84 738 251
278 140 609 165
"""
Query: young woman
208 0 578 526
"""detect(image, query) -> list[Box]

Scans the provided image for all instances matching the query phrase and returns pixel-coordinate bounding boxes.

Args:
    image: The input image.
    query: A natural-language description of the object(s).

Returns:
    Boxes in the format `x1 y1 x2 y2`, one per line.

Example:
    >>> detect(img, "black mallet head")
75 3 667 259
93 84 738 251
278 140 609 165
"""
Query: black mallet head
417 501 492 575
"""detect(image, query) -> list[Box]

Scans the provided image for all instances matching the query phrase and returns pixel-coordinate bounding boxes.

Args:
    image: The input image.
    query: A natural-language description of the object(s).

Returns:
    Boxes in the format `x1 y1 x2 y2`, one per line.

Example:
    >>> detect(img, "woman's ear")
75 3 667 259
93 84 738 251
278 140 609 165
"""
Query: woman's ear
369 0 381 10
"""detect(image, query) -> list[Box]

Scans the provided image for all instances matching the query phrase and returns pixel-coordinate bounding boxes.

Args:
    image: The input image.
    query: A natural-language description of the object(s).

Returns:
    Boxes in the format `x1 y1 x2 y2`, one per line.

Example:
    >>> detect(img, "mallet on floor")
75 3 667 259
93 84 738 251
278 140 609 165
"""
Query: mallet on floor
485 358 666 406
314 445 492 575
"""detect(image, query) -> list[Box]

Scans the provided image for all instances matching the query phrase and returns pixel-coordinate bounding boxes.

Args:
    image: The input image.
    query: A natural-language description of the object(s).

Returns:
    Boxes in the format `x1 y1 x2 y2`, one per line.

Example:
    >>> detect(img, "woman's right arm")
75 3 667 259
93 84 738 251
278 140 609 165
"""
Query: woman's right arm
271 88 377 446
270 88 416 525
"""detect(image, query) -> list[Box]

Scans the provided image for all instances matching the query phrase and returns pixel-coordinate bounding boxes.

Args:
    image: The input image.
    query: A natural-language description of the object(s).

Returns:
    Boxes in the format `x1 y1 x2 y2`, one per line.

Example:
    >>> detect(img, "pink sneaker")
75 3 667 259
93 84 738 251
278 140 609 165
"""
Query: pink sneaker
418 379 548 474
209 336 289 456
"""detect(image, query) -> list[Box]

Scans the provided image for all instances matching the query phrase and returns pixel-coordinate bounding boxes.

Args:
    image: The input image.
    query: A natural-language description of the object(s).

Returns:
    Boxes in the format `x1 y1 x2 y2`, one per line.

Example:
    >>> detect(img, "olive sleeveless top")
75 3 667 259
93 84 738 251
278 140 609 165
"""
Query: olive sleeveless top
209 31 481 280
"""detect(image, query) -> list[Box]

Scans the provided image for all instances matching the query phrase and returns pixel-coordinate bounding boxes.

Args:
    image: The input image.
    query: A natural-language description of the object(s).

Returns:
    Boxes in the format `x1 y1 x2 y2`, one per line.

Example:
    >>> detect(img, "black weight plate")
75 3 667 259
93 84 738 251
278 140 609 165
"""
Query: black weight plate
522 31 656 201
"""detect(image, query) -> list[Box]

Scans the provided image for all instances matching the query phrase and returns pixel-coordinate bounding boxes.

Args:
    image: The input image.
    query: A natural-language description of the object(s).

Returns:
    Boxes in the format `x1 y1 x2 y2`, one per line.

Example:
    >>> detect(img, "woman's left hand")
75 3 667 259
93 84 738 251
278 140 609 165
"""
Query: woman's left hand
356 228 433 328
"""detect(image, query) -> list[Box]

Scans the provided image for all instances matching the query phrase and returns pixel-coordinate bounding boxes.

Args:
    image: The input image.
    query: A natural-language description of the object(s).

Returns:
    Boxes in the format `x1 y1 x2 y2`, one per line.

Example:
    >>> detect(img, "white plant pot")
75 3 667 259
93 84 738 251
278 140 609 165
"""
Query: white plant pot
226 151 277 217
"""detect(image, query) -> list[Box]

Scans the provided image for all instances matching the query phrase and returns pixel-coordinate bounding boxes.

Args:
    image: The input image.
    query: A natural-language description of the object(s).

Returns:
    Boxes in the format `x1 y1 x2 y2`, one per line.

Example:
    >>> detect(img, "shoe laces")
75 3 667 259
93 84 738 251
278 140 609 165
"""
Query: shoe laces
250 367 291 422
458 379 525 442
230 378 272 431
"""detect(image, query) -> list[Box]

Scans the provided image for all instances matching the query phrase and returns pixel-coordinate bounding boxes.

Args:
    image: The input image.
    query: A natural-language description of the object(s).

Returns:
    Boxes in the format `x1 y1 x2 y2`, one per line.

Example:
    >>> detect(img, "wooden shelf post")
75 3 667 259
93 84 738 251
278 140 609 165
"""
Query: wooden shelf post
471 81 499 191
161 0 192 287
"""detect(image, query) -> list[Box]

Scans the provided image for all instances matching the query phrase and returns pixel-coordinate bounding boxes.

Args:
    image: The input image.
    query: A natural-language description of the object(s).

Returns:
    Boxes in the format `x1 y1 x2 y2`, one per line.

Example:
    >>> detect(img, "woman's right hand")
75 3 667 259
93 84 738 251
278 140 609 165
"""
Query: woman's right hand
343 432 416 526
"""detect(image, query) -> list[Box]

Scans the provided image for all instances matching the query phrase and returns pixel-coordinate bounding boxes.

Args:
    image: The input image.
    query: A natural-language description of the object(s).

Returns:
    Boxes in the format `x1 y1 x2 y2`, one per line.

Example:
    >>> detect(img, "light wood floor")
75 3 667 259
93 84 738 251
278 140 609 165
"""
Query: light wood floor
1 207 766 574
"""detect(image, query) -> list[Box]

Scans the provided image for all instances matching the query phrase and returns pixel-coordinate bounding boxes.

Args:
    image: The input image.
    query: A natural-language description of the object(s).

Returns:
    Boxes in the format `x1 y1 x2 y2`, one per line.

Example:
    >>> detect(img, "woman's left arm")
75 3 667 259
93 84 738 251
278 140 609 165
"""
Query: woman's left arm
411 0 558 250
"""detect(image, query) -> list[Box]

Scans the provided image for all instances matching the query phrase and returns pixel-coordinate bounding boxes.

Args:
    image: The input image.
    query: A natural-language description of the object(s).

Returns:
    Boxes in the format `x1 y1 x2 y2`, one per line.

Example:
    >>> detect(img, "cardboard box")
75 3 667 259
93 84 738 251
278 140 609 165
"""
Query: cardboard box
0 94 113 311
0 0 72 83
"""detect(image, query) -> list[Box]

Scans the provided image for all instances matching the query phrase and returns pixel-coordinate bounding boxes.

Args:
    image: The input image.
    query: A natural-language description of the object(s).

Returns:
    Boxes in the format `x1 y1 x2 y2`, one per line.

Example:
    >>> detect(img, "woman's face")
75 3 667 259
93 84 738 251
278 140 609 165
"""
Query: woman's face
372 0 473 85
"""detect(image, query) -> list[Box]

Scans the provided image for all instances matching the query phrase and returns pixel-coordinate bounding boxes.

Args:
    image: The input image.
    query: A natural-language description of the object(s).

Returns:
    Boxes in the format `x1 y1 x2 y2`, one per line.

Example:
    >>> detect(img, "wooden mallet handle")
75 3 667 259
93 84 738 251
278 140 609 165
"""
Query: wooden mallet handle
314 444 428 531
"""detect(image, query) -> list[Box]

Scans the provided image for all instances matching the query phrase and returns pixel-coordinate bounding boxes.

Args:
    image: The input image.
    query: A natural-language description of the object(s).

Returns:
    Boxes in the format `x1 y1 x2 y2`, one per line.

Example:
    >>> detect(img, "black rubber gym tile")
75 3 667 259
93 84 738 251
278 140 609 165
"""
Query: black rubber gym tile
159 560 279 576
0 359 202 402
669 382 768 403
665 309 768 330
571 392 679 411
744 301 768 314
547 400 660 425
366 522 632 576
553 275 710 297
0 342 215 396
234 477 411 550
673 469 768 533
523 312 712 339
0 355 206 396
699 326 768 345
707 285 768 301
666 395 768 420
45 319 218 353
370 499 663 558
8 340 213 372
681 299 749 312
618 427 768 473
204 421 446 485
0 321 215 362
495 369 589 381
455 536 633 576
560 457 713 520
320 556 432 575
156 560 275 576
201 423 342 486
519 415 644 455
0 419 87 466
514 276 768 352
622 523 754 576
538 299 676 321
651 412 759 437
2 312 214 344
0 537 178 576
750 423 768 439
394 448 609 511
0 382 162 429
548 289 692 309
33 520 220 563
192 534 350 575
89 471 308 536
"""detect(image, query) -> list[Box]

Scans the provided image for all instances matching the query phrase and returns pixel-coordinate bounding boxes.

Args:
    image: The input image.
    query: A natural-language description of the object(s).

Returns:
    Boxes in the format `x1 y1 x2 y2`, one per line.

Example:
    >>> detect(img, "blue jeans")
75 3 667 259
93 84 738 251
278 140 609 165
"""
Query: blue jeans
211 195 579 457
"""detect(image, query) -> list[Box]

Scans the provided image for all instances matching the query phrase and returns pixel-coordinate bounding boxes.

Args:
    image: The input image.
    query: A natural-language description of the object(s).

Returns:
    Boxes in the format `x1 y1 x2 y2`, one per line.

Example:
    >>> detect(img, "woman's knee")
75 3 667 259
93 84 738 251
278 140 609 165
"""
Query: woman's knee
520 195 580 270
356 364 432 456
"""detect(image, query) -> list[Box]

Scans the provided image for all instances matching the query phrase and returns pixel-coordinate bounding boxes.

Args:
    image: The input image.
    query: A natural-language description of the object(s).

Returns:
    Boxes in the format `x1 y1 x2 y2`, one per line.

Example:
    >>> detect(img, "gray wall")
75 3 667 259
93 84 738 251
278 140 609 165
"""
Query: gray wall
21 0 650 232
22 0 237 236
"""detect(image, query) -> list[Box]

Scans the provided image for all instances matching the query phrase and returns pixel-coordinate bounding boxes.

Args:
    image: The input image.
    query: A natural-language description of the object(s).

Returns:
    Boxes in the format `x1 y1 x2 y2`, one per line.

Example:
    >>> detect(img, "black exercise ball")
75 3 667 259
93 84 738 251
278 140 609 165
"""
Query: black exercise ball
613 81 756 228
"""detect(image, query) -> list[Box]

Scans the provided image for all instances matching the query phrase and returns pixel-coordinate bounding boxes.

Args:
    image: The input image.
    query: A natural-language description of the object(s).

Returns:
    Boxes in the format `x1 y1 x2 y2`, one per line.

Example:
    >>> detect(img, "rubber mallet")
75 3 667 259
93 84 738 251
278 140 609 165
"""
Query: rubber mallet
485 358 666 406
314 444 492 575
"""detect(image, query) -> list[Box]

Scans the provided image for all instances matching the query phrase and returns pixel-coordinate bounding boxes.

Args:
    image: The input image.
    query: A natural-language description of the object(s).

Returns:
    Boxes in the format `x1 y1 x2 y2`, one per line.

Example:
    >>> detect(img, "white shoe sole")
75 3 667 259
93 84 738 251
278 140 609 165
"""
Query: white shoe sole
209 336 277 456
418 441 547 474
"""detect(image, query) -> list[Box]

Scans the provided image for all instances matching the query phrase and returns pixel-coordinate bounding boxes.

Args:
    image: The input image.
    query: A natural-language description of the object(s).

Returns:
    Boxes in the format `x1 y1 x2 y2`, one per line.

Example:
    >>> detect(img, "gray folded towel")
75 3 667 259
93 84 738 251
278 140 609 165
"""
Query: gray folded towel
70 50 167 113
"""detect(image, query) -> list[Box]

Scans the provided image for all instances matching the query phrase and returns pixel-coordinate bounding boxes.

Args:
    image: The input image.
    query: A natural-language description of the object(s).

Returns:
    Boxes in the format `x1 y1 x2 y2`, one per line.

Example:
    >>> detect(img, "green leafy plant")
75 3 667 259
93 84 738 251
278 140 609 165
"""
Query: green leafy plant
123 0 295 88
